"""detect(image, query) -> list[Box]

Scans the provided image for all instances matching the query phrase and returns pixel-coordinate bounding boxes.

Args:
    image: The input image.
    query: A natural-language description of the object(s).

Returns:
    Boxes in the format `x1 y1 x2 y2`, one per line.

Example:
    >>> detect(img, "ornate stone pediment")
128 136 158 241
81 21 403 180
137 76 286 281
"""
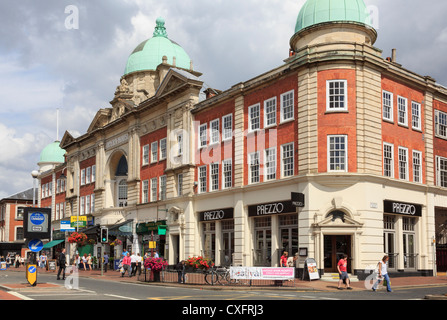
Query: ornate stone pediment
155 68 203 99
87 108 112 133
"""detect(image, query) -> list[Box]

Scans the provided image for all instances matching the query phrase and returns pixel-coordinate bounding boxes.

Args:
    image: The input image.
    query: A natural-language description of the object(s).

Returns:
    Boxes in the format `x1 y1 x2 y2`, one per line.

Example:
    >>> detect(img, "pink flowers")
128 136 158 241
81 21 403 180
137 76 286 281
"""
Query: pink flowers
144 257 168 271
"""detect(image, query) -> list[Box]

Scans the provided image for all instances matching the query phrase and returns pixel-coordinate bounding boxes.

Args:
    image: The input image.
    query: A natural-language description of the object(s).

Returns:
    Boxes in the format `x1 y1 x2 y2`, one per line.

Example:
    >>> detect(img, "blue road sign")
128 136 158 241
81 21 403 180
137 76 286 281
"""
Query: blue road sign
28 265 37 274
28 239 44 252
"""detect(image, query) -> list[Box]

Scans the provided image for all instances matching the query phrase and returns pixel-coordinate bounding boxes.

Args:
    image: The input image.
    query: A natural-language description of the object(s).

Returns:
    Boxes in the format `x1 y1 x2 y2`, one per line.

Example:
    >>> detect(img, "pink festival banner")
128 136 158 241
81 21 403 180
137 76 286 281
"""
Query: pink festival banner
230 267 295 280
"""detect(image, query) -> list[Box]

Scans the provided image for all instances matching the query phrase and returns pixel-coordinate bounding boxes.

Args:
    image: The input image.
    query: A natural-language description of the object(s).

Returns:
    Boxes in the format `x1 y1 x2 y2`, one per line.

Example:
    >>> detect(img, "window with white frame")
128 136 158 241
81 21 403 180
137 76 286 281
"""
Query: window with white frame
249 152 260 184
151 141 158 163
177 133 183 156
81 169 85 185
222 114 233 141
210 163 219 191
160 138 167 160
281 143 294 177
199 124 207 148
86 195 90 214
264 97 276 127
142 145 150 165
411 102 421 130
383 90 393 122
80 196 85 215
199 166 207 193
86 167 91 184
436 156 447 187
327 80 347 111
177 173 183 196
210 119 220 144
398 147 409 180
265 147 277 181
92 165 96 183
249 104 260 131
91 194 95 213
222 159 232 189
412 150 422 183
61 202 65 218
398 96 408 126
383 143 394 178
150 178 157 202
159 175 167 200
328 135 347 172
281 90 294 121
435 110 447 138
142 180 149 203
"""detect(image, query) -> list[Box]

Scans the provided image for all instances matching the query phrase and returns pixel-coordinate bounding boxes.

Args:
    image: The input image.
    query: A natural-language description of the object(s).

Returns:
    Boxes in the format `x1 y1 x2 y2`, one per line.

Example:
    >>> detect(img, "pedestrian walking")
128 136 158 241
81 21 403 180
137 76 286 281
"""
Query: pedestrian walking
337 254 352 290
87 254 93 270
81 254 88 270
130 252 138 276
372 255 392 292
121 252 131 277
39 252 47 269
57 248 67 280
103 252 109 272
136 253 142 276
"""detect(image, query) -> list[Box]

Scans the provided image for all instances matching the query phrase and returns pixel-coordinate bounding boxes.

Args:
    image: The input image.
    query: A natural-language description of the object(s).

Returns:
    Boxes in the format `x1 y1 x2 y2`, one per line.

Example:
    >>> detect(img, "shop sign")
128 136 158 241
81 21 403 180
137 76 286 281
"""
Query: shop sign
383 200 422 217
248 200 296 217
199 208 234 221
70 216 87 228
291 192 305 207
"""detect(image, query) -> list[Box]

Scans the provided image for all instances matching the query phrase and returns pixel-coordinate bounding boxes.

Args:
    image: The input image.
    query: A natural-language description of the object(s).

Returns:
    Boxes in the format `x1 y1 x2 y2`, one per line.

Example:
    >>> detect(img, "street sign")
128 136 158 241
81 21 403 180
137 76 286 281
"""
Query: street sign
61 220 75 232
23 208 51 240
26 264 37 286
28 239 44 252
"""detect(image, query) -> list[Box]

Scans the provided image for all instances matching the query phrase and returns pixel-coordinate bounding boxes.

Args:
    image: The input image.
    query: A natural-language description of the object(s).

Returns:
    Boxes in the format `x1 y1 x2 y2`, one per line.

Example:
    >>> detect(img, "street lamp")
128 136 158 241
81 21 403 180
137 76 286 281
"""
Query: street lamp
31 170 39 207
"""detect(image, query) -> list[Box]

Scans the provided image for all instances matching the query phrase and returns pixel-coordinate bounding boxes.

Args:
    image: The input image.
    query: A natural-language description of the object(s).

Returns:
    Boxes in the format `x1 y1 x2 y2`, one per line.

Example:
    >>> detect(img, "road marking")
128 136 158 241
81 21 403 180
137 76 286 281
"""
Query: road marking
7 292 33 300
104 294 139 300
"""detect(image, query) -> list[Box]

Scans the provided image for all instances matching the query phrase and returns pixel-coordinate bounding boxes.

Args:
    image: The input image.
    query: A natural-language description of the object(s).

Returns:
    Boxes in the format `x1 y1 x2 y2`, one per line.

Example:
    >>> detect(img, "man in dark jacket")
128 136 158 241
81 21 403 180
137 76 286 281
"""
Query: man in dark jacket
57 248 67 280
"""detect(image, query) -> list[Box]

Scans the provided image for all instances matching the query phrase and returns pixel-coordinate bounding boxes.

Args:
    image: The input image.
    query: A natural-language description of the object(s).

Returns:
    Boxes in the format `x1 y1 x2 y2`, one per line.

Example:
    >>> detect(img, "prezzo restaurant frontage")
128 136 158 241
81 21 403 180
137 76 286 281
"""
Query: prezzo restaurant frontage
185 178 434 279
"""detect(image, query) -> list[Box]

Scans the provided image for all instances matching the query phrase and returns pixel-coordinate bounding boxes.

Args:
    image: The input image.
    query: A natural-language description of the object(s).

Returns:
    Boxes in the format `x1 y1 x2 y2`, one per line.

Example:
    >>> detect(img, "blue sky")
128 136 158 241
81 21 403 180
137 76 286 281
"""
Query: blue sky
0 0 446 199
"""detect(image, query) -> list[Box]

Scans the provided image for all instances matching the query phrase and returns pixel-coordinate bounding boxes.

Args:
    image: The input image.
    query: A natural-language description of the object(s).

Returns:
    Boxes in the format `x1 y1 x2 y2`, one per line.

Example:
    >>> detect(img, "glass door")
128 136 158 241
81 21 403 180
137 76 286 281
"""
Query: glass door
254 229 272 266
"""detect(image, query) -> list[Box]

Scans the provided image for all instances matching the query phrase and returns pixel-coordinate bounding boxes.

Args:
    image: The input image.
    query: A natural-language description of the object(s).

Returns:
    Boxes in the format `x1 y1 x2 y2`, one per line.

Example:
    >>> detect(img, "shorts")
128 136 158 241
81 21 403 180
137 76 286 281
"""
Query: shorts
339 271 349 280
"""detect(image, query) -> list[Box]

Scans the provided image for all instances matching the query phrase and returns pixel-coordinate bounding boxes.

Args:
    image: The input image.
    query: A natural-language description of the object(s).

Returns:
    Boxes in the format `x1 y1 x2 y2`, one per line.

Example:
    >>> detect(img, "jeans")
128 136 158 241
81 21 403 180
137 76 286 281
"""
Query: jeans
373 273 392 292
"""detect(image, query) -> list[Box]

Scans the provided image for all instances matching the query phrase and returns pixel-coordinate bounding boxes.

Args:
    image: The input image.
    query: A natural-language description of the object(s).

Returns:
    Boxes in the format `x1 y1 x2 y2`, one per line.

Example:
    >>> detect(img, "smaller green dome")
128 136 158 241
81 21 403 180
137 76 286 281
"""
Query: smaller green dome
39 141 66 164
124 18 192 75
295 0 372 34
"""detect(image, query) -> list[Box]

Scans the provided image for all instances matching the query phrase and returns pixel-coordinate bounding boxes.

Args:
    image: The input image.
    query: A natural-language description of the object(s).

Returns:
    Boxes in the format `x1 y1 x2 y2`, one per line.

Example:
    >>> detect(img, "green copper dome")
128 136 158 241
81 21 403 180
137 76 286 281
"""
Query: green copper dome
124 17 192 75
38 141 66 164
295 0 372 33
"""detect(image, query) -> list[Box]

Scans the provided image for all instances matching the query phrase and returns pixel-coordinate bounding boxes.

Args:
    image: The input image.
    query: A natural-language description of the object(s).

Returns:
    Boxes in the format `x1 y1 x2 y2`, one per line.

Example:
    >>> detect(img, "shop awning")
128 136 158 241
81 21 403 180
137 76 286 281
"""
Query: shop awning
108 220 133 236
42 240 64 249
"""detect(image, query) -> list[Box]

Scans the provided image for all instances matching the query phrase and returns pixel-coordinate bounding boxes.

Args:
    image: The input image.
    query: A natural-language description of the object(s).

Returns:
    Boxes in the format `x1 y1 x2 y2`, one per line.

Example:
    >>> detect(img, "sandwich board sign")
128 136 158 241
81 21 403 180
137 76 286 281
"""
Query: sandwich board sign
302 258 320 281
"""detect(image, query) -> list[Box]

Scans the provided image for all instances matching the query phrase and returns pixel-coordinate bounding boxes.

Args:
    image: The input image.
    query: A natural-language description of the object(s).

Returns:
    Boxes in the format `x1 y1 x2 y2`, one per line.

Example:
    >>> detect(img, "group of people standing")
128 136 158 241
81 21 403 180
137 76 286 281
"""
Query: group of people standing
120 251 146 277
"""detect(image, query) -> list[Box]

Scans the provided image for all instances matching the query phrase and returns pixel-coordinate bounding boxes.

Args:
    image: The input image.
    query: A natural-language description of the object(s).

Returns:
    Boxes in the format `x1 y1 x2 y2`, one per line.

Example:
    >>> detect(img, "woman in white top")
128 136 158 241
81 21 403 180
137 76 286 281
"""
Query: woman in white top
372 255 392 292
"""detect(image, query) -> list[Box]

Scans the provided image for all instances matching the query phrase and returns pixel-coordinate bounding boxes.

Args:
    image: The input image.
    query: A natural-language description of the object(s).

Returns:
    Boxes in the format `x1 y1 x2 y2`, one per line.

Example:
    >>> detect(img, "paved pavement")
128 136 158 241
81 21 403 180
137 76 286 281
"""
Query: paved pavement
2 265 447 299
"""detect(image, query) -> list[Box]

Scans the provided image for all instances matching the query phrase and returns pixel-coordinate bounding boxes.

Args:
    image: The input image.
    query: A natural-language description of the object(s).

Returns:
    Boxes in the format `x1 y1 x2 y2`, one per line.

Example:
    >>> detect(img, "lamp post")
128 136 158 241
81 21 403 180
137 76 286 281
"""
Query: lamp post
31 170 39 207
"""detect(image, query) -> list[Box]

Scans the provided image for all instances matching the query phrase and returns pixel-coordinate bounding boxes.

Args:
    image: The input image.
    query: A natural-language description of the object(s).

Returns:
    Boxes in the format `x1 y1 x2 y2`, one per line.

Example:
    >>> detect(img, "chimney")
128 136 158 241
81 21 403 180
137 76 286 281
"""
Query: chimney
391 49 397 63
204 88 222 99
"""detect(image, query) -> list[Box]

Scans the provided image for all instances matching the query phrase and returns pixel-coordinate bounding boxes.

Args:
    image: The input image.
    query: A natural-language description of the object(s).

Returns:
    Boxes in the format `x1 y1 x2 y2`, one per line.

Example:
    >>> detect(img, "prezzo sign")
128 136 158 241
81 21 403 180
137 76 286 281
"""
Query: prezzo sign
383 200 422 217
248 201 296 217
199 208 234 222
